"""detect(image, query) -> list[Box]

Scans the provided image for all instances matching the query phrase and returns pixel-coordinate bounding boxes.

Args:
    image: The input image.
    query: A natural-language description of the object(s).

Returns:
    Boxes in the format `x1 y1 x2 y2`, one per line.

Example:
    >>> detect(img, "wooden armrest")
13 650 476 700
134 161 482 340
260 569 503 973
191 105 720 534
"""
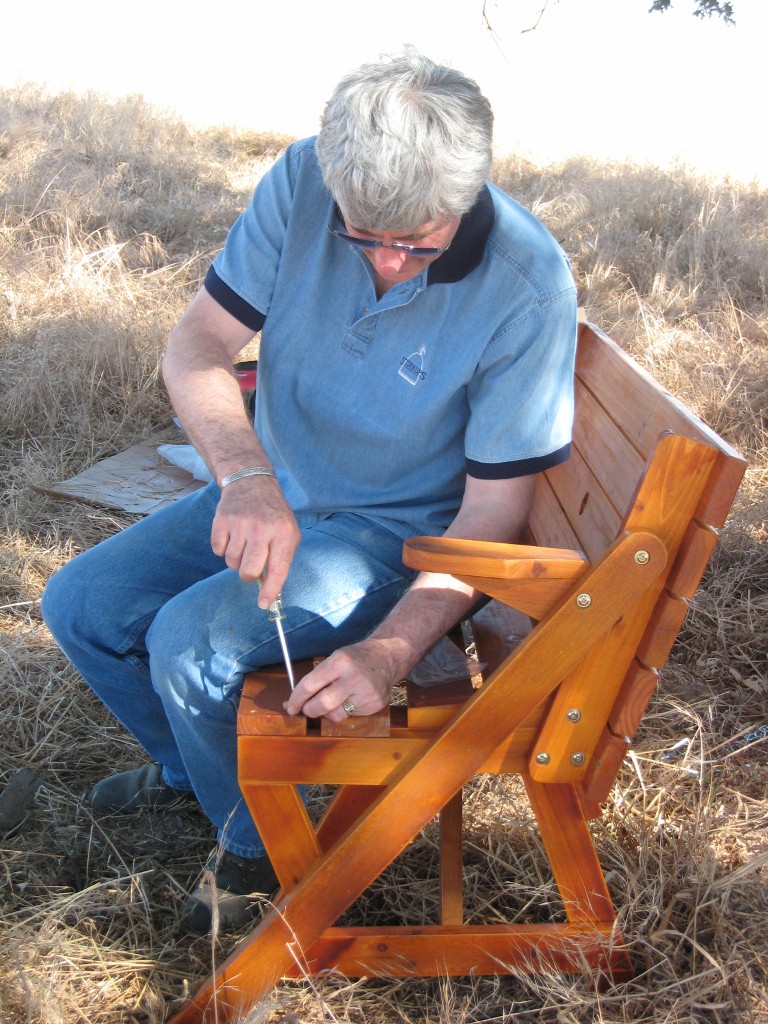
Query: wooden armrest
403 536 587 577
403 536 590 620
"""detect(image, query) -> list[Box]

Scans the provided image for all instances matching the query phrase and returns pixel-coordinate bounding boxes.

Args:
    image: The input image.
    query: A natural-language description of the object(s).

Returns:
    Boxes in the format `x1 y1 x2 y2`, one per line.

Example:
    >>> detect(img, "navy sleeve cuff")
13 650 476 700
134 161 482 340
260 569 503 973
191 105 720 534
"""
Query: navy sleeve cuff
466 443 571 480
203 266 266 333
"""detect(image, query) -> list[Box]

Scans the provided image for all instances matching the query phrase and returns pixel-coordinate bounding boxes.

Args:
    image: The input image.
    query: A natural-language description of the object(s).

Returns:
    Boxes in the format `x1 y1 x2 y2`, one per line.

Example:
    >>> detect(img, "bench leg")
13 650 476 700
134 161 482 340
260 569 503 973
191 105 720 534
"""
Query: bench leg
439 790 463 925
524 779 615 924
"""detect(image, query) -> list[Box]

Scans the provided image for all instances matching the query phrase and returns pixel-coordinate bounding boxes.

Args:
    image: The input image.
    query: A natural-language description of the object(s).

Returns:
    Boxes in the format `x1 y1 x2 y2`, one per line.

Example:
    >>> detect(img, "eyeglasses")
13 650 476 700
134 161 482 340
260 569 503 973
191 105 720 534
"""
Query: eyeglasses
327 224 449 258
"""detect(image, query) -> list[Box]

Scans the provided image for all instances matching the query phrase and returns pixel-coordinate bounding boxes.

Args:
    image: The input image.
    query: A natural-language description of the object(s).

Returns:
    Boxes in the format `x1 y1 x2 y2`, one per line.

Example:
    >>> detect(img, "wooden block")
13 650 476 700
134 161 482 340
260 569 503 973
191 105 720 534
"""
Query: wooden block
696 448 748 530
296 923 633 981
635 591 691 669
238 667 308 736
608 660 659 740
664 520 718 599
406 678 475 729
320 709 391 737
580 730 629 806
470 601 533 673
239 734 423 786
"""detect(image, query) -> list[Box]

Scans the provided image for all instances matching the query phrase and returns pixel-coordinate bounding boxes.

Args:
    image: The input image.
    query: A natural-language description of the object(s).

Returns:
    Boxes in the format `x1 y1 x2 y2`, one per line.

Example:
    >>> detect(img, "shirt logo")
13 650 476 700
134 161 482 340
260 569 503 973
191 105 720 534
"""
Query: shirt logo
398 345 427 385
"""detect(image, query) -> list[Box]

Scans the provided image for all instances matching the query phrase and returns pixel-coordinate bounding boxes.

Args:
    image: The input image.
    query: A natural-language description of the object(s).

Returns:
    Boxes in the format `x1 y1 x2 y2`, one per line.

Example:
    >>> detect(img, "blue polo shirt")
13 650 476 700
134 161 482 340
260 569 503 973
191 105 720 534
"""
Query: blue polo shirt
205 138 577 538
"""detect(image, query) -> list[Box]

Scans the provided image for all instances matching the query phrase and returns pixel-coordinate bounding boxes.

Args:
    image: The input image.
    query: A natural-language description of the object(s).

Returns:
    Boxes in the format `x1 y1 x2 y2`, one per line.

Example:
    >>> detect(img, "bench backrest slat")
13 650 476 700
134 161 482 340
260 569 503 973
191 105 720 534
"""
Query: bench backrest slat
575 324 737 456
530 323 745 560
536 447 623 562
515 325 746 799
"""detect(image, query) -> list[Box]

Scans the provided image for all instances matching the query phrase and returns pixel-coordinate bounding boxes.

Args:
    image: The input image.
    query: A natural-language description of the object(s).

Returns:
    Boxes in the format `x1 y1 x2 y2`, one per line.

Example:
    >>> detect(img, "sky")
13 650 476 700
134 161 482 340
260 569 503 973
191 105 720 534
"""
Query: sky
3 0 764 184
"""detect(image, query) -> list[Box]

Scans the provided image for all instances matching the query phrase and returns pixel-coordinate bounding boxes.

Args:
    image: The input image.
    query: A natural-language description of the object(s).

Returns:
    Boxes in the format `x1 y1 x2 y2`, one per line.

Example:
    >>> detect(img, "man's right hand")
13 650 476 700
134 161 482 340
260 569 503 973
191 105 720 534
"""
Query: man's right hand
211 475 300 607
162 287 301 608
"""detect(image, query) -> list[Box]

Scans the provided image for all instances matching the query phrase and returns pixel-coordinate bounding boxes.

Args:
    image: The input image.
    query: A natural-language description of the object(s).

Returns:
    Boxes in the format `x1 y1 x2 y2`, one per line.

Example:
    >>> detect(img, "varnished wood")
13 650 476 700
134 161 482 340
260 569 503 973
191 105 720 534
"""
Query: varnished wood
576 324 731 459
238 734 426 786
292 923 633 979
406 677 475 729
239 783 319 891
404 536 589 620
571 375 646 512
439 792 464 925
635 591 691 669
524 780 616 924
608 661 659 740
173 532 666 1022
403 536 587 578
580 730 632 806
665 520 719 599
238 729 539 787
315 785 385 851
320 707 391 737
696 448 747 528
542 448 623 562
238 671 308 736
529 616 657 784
469 601 533 670
530 434 720 783
527 473 583 550
169 324 746 1024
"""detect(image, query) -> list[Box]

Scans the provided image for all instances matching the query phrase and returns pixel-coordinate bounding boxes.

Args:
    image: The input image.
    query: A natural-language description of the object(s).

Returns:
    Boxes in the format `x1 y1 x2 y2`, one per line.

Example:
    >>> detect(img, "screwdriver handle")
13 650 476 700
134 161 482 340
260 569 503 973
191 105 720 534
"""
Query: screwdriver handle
267 594 285 621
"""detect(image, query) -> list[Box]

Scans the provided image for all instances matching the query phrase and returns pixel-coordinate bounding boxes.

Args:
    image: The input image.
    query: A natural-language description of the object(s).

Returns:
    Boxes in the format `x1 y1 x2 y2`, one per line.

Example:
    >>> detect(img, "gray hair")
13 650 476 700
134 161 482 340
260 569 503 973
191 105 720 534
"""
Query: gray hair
315 48 493 233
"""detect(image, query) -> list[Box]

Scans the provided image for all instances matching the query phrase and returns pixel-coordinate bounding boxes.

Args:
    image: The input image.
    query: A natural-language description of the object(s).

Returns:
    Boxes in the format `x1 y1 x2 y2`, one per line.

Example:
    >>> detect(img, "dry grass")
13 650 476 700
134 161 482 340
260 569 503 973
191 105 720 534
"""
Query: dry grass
1 86 766 1024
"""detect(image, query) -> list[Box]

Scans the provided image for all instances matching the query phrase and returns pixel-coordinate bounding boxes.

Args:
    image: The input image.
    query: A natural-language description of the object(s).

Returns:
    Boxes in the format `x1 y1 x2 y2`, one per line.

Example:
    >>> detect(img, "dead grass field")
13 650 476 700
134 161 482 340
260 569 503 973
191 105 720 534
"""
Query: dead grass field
1 87 766 1024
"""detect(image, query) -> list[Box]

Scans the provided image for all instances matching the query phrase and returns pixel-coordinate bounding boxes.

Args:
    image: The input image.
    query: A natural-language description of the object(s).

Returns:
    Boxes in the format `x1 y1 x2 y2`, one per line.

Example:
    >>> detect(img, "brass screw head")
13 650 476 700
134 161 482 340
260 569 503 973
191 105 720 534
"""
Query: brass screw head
576 593 592 608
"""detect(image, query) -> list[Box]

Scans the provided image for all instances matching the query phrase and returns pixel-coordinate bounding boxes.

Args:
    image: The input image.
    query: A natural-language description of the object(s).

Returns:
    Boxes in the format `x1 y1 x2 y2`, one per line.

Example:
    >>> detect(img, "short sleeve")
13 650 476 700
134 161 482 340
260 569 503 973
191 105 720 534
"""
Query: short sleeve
209 141 306 318
464 286 577 475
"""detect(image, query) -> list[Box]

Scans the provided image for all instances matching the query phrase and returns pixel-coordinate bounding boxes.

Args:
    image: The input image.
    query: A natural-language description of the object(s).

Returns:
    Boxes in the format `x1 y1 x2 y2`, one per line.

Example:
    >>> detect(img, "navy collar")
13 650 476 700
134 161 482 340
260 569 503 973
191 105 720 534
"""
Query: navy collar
330 186 495 288
427 185 495 285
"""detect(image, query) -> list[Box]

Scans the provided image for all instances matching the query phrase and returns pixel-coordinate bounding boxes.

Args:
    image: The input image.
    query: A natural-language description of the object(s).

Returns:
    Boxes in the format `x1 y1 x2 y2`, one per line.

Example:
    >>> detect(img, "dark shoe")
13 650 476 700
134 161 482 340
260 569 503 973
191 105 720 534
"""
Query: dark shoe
181 850 279 935
86 763 195 816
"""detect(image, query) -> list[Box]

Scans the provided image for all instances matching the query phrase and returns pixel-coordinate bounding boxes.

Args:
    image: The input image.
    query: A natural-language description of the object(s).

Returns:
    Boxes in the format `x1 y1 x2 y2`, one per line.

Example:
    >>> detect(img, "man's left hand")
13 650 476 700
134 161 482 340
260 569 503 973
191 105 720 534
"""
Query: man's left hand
283 639 399 722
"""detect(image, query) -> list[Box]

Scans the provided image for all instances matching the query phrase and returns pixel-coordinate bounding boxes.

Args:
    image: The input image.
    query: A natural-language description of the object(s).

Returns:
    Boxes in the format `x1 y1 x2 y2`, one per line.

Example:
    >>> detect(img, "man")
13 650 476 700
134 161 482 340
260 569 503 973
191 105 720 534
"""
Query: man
42 49 577 933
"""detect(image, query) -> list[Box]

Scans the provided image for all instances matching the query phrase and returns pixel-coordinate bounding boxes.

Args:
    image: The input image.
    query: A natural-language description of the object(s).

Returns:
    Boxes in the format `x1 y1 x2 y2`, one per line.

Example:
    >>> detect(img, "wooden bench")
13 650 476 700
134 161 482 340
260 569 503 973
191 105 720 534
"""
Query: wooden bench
170 322 746 1024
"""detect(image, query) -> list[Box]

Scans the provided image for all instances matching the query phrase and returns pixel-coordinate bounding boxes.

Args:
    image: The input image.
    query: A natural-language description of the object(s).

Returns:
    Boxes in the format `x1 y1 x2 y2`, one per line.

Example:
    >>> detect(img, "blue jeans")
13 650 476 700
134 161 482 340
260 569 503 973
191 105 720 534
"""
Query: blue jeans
41 483 418 858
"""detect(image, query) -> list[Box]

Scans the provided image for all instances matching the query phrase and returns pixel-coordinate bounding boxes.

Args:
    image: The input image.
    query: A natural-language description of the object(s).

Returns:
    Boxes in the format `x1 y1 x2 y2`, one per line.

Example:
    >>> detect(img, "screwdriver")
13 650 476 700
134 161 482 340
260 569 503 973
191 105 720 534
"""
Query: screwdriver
259 575 295 690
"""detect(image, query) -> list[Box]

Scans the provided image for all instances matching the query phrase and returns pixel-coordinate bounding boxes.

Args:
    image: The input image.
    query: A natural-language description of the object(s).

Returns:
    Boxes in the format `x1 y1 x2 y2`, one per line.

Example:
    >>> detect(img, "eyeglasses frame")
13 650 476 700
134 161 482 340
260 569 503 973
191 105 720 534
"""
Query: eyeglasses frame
326 223 450 258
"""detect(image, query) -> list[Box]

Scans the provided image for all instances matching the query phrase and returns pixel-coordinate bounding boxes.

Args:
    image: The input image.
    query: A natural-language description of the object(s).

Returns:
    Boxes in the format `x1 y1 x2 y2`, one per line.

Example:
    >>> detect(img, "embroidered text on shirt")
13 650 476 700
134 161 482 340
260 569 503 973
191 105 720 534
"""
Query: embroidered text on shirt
398 346 427 385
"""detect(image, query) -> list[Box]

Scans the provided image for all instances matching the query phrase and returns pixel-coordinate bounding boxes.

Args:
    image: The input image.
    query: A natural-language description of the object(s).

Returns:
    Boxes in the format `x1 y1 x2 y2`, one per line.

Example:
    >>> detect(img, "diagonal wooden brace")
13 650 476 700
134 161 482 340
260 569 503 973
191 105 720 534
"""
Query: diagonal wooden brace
169 529 666 1024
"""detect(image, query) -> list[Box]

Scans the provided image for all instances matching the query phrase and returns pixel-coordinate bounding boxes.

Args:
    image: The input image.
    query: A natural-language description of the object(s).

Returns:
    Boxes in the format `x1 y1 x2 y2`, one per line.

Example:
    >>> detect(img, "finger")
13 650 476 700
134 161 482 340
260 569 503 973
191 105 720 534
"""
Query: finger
284 659 338 715
255 540 296 606
286 666 379 722
211 526 249 572
297 687 363 722
236 542 268 585
329 697 360 723
210 517 230 558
